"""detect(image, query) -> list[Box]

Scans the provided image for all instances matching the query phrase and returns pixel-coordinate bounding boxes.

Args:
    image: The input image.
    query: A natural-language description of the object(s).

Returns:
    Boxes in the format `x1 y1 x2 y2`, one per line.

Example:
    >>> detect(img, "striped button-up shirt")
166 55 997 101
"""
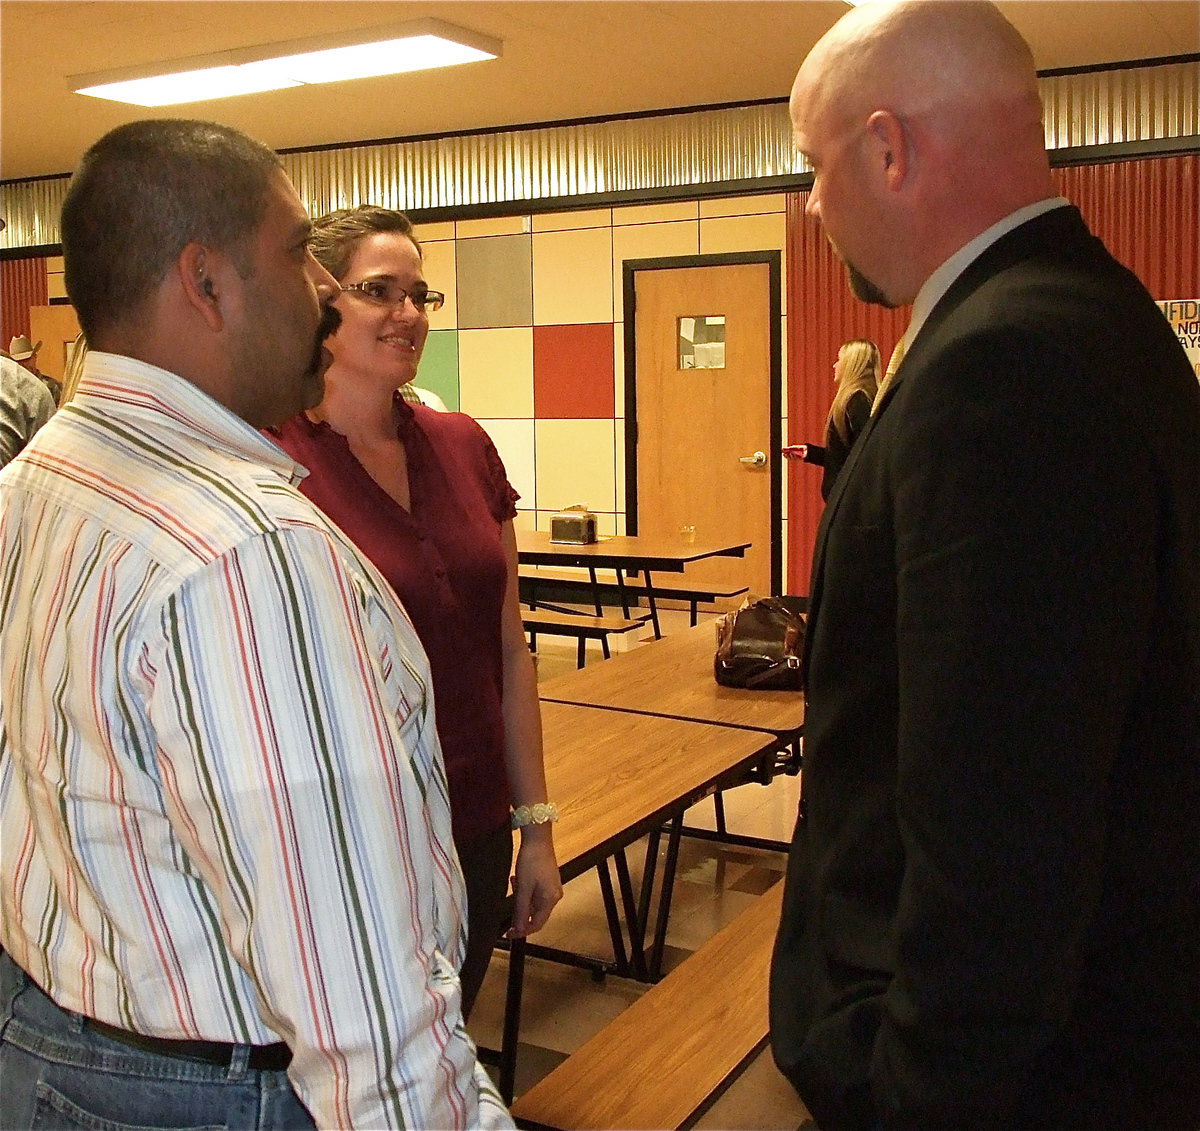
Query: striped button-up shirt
0 352 513 1130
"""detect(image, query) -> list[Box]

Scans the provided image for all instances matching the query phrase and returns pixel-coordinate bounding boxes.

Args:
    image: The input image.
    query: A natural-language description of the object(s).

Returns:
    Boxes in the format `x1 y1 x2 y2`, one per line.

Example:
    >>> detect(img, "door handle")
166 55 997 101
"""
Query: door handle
739 451 767 468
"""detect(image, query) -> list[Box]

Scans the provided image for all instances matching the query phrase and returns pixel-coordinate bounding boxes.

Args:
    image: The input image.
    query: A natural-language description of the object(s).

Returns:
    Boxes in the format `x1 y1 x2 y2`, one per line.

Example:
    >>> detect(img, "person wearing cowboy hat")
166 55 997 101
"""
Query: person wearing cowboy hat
4 334 61 404
0 353 55 466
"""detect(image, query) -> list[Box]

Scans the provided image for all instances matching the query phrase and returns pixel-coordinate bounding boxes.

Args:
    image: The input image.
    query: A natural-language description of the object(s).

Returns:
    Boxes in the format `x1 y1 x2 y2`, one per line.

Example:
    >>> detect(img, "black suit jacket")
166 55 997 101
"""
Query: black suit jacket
770 206 1200 1129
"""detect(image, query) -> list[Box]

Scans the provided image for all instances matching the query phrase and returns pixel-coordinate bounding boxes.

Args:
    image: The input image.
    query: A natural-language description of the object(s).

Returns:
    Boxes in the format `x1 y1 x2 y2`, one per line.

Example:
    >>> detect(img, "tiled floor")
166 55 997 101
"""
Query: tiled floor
468 609 813 1129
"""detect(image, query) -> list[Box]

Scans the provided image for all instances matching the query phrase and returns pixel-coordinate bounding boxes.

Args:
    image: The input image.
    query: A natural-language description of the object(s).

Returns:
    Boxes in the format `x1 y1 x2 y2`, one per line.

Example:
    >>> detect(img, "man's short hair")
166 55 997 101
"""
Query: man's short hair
61 120 282 339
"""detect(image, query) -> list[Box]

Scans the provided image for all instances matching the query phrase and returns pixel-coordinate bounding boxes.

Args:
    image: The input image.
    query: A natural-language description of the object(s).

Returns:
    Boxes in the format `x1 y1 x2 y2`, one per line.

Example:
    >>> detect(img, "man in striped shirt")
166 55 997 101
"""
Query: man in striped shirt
0 120 513 1130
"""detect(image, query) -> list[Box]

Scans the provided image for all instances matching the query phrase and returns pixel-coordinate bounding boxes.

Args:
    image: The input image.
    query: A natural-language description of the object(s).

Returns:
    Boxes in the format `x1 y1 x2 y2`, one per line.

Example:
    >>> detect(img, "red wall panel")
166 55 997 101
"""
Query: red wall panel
1 257 48 353
784 193 909 593
785 153 1200 594
1054 155 1199 299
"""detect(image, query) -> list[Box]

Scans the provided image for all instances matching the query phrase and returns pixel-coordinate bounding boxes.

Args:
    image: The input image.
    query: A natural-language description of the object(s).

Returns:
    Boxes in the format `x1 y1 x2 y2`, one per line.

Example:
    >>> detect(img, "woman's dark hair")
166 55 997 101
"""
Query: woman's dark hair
308 205 422 282
61 119 281 340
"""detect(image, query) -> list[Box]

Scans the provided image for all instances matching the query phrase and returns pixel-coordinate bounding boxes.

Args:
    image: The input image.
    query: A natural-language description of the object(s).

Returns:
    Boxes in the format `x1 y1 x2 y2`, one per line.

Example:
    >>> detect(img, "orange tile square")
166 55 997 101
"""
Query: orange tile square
534 323 615 419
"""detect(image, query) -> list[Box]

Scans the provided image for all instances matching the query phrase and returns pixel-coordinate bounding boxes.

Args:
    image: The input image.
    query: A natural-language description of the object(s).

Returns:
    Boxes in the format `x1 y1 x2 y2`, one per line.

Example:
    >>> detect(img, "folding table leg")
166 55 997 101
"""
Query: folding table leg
641 569 663 638
649 816 684 980
613 849 649 981
713 791 727 835
631 828 662 973
587 566 603 616
615 567 632 618
596 859 630 976
499 937 526 1103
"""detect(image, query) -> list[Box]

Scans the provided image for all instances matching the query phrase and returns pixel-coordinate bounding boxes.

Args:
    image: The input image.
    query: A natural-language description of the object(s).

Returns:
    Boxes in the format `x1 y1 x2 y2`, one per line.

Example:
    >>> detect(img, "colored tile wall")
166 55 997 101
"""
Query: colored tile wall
412 192 788 548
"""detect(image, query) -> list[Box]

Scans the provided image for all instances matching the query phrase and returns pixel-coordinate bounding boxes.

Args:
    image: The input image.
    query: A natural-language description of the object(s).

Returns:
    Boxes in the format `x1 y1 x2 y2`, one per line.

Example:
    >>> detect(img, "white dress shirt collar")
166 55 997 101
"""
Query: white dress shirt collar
904 197 1071 353
75 350 309 486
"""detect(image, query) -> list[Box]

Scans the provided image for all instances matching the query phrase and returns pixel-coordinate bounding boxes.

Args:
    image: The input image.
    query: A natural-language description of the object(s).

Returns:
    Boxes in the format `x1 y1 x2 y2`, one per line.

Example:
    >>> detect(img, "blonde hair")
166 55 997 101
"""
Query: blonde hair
59 332 88 405
828 339 881 443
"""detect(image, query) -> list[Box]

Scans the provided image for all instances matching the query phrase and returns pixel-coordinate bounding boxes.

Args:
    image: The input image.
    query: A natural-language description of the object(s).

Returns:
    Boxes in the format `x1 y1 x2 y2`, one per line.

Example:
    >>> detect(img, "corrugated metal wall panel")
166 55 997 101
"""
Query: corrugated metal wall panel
1043 61 1198 149
4 61 1195 251
785 153 1200 594
1 179 69 251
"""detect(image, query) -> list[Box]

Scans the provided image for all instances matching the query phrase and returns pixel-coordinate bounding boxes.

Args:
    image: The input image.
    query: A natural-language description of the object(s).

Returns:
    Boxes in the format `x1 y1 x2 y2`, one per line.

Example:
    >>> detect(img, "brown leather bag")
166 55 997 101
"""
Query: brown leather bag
713 597 807 690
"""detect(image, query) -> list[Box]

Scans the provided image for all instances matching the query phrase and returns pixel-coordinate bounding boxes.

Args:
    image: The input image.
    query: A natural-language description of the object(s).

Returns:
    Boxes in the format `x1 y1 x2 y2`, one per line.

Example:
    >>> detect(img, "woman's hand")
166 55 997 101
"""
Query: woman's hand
781 444 809 460
507 825 563 939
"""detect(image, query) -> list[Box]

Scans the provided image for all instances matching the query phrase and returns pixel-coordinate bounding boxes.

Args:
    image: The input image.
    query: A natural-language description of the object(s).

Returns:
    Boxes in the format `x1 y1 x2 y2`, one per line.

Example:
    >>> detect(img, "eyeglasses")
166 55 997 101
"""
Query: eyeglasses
339 279 445 313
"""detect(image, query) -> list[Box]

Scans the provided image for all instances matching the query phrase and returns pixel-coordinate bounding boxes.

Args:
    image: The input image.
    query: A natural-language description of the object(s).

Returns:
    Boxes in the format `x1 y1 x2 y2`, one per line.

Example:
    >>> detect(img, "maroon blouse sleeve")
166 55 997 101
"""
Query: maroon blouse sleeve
477 426 520 524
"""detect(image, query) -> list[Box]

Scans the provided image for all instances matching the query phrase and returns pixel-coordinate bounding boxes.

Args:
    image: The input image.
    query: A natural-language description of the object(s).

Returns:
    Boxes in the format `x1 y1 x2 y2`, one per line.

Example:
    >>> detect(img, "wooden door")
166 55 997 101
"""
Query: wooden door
630 258 779 603
28 304 82 382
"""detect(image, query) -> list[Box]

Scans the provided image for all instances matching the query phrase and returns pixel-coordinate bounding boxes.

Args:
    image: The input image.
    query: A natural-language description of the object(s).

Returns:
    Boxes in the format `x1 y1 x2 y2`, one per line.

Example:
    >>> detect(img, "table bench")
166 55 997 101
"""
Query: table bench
519 565 749 626
522 607 649 667
511 882 784 1131
516 531 751 639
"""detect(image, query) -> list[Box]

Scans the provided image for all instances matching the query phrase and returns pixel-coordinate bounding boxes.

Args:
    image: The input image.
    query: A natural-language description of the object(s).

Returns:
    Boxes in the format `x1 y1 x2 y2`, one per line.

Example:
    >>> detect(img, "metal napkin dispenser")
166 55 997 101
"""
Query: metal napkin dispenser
550 504 598 544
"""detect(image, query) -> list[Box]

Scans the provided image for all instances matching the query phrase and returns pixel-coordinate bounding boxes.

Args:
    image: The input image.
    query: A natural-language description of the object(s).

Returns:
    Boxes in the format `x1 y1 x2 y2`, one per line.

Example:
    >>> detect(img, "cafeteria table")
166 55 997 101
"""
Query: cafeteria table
535 619 805 990
538 619 805 750
516 529 751 638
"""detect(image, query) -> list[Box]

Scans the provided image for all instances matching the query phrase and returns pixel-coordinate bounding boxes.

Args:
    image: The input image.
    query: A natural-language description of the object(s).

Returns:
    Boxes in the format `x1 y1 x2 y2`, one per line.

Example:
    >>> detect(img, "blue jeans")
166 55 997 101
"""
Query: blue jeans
0 952 315 1130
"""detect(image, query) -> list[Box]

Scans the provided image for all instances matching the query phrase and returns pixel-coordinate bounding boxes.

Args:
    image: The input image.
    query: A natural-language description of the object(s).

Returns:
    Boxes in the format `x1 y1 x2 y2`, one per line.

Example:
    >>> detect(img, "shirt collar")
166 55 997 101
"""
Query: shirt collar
73 352 309 486
905 197 1071 352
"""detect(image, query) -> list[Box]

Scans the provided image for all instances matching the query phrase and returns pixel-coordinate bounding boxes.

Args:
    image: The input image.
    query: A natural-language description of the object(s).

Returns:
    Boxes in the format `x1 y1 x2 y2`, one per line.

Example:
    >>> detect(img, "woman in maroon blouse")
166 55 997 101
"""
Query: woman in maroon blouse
271 205 561 1018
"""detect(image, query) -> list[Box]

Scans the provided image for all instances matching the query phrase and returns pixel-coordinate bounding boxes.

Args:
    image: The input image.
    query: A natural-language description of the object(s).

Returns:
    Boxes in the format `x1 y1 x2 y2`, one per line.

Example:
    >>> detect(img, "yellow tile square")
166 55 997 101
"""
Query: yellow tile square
533 208 612 232
534 227 614 325
699 194 787 218
476 418 535 508
611 221 700 311
47 273 67 300
420 239 457 330
613 201 699 225
456 215 530 238
415 221 455 242
45 256 65 271
459 328 534 419
699 213 787 254
535 419 616 514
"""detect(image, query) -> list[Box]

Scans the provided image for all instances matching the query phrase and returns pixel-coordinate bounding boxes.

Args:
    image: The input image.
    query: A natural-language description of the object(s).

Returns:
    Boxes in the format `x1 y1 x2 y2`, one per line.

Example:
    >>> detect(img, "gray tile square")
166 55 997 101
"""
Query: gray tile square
457 234 533 329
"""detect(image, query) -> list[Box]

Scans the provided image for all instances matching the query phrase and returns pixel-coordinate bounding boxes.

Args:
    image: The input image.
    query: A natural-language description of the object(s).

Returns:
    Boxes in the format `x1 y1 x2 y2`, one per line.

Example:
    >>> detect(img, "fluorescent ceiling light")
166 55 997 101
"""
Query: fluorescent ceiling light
70 19 501 107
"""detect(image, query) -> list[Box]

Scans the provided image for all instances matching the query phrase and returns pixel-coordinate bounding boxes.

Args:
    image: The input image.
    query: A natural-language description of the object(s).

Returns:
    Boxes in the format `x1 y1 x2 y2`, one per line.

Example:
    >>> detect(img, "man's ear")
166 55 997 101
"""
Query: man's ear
178 242 224 332
866 110 910 192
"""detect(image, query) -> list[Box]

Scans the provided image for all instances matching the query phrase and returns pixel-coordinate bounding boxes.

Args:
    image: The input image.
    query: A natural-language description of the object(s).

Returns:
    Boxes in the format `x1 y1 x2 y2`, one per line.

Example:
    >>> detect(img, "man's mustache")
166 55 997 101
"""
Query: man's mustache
318 303 342 342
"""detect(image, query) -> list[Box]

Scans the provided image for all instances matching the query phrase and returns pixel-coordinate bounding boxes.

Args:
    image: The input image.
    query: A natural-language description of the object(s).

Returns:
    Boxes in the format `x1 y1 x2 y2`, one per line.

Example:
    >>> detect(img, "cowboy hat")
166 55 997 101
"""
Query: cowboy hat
8 335 41 361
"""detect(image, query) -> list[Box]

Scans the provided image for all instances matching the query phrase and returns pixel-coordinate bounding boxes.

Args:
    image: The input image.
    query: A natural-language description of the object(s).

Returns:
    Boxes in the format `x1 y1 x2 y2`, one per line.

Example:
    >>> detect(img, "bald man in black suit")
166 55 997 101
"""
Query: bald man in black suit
770 4 1200 1128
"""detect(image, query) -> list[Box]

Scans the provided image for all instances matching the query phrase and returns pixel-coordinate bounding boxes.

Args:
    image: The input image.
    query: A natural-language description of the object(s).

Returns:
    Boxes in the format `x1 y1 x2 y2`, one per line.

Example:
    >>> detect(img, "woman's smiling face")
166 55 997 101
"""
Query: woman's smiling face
327 230 430 389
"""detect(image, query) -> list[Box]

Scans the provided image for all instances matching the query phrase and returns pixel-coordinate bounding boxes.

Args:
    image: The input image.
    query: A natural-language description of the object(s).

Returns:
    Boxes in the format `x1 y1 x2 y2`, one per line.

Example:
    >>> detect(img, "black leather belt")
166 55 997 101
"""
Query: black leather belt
87 1018 292 1071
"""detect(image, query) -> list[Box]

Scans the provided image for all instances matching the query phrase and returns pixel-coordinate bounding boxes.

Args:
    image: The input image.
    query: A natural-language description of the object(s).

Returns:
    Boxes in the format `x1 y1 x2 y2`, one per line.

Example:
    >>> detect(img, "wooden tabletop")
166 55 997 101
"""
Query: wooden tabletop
540 700 773 879
539 621 805 740
516 529 750 574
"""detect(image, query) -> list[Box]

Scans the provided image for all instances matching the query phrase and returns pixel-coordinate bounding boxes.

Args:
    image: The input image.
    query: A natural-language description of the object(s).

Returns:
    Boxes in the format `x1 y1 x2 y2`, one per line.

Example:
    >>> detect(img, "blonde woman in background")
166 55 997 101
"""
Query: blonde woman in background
58 332 89 405
783 338 881 499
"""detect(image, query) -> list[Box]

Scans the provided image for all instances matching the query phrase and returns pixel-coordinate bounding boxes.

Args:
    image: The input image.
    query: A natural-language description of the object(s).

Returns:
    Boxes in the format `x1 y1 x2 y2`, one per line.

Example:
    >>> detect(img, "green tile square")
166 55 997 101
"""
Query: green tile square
417 330 460 412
